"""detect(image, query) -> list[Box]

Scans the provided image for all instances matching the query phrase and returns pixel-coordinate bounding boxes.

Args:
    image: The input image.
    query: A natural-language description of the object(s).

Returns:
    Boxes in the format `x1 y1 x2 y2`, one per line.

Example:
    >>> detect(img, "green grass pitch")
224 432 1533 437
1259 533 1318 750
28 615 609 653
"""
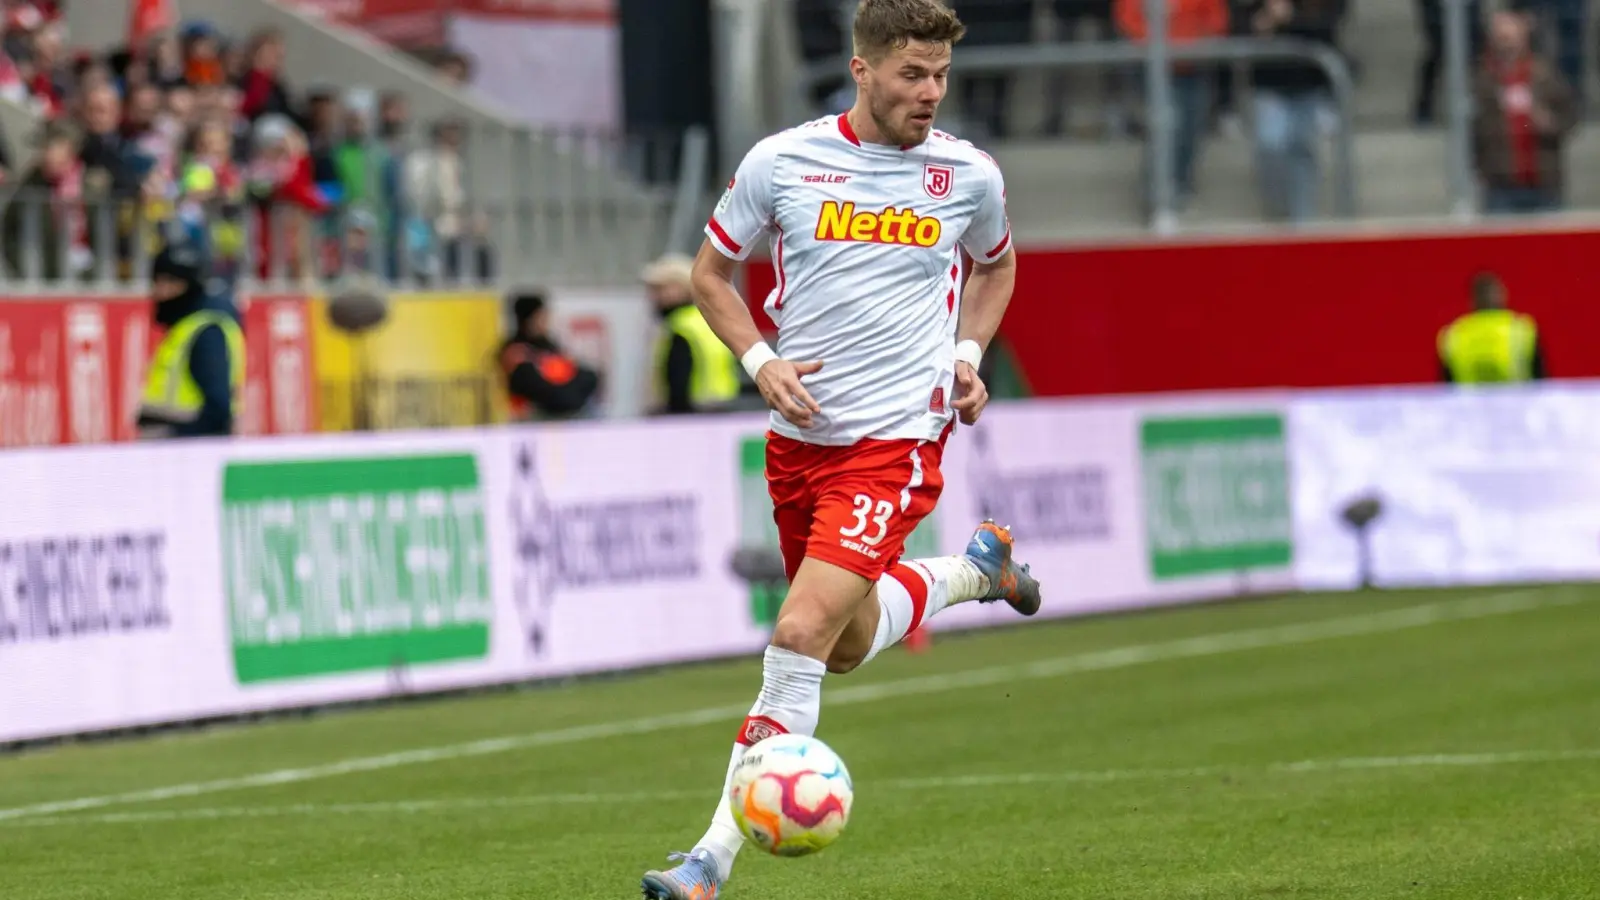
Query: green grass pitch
2 584 1598 899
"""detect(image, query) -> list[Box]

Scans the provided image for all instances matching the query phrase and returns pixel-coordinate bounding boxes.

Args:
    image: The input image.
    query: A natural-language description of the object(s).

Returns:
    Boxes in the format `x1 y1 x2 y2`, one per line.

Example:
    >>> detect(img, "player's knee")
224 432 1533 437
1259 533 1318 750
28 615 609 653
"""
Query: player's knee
825 648 865 675
769 613 834 658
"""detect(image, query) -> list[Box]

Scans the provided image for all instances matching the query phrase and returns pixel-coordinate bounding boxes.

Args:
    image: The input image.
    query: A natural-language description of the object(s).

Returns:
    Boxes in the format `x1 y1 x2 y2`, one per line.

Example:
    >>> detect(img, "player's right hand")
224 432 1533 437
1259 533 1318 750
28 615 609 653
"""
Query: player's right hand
756 359 823 429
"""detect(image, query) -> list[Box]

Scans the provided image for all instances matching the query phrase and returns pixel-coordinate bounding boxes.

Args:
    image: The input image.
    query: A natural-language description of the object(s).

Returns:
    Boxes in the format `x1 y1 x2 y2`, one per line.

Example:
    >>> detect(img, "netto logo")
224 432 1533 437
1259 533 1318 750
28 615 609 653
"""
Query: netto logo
509 442 701 656
815 201 942 248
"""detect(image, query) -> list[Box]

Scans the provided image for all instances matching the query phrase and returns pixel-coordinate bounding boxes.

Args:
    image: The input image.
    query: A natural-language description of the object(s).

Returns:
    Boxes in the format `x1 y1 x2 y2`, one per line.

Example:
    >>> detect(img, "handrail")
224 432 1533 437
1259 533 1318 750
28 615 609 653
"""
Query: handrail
797 36 1360 220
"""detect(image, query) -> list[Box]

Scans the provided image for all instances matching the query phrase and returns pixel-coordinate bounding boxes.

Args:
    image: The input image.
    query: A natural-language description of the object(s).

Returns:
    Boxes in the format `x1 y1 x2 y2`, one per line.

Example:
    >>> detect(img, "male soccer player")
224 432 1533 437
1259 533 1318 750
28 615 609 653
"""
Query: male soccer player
641 2 1039 897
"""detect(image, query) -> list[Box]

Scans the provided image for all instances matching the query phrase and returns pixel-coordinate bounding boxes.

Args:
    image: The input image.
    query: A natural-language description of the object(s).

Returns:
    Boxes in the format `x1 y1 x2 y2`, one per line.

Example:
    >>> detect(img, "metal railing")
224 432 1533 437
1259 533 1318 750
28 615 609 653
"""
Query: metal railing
797 35 1359 229
777 0 1599 231
0 120 711 292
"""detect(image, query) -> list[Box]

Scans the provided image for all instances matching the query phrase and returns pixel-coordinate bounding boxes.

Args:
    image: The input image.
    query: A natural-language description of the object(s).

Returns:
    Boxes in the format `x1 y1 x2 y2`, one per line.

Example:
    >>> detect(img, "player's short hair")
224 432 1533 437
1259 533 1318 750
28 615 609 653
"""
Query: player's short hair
852 0 966 63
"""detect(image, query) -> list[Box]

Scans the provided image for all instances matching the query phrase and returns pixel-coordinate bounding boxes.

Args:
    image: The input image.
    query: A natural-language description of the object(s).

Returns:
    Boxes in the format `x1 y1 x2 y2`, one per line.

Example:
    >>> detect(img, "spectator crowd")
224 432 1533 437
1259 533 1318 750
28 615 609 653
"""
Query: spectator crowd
796 0 1587 223
0 0 494 285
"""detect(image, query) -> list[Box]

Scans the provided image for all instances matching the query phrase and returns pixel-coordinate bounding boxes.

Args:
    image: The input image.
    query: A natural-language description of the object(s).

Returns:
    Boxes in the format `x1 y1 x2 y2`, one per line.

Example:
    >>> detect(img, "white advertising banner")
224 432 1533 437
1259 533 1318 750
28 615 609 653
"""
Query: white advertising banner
933 394 1298 631
1290 382 1600 589
0 392 1298 744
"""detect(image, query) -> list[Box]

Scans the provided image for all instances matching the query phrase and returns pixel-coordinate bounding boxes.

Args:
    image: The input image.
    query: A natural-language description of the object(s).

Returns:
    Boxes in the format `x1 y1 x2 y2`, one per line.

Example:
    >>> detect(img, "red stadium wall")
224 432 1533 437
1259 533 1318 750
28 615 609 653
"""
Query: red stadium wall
741 223 1600 396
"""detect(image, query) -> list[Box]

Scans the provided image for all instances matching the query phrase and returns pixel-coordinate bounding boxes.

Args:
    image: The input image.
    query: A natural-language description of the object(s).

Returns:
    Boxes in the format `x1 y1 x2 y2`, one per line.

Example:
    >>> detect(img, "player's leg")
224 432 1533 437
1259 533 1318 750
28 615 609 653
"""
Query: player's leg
825 439 1042 673
644 557 871 898
643 442 878 899
828 522 1042 672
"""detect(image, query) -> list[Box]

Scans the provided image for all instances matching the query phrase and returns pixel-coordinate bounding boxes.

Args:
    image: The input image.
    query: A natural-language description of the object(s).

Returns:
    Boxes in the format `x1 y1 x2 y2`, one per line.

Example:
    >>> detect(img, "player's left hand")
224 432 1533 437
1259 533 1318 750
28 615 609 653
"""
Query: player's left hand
952 361 988 426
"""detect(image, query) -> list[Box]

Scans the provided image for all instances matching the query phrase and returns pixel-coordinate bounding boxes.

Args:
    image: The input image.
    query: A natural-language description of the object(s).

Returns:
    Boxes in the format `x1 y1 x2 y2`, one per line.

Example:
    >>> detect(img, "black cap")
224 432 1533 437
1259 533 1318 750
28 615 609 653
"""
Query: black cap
511 290 546 323
151 242 204 285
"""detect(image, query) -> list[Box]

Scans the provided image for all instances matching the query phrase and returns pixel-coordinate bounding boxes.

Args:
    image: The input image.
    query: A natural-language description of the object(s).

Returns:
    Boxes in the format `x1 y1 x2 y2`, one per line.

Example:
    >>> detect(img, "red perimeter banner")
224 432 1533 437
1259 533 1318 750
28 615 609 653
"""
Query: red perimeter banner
742 222 1600 397
0 294 316 449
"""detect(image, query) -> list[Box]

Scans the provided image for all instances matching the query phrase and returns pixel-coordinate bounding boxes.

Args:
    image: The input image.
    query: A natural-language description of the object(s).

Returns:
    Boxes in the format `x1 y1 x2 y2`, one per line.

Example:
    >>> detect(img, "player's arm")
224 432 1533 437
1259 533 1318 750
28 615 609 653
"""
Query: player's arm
692 240 821 428
951 157 1018 425
694 138 822 428
956 247 1017 354
690 241 767 360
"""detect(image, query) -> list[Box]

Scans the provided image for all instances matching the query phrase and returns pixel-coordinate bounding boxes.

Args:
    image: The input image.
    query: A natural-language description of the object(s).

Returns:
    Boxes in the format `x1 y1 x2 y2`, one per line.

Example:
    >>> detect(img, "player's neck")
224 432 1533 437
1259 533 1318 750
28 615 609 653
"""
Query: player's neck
844 106 896 148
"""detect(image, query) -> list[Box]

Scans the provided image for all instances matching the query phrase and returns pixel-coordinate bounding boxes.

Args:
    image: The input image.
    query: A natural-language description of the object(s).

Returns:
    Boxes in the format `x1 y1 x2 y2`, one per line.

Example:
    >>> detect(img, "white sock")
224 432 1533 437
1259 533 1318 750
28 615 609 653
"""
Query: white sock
917 555 991 605
693 645 827 881
861 557 988 665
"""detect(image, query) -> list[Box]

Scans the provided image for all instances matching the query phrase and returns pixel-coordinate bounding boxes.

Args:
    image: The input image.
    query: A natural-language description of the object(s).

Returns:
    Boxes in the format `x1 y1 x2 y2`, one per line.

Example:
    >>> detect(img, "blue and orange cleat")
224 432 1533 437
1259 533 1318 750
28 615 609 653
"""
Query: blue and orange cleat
641 850 721 900
964 519 1042 617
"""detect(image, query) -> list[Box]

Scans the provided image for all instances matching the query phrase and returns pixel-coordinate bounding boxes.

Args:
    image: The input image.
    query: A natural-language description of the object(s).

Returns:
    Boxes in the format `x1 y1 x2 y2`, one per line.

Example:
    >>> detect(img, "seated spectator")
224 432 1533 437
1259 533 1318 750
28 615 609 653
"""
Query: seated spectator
1472 9 1575 216
1242 0 1347 223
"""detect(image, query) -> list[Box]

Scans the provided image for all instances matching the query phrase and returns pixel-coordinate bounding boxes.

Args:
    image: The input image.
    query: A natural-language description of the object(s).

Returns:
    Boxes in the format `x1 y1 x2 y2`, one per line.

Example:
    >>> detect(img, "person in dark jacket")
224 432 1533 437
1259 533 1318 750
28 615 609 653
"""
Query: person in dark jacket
499 290 601 420
1472 9 1576 215
137 242 244 439
1242 0 1347 222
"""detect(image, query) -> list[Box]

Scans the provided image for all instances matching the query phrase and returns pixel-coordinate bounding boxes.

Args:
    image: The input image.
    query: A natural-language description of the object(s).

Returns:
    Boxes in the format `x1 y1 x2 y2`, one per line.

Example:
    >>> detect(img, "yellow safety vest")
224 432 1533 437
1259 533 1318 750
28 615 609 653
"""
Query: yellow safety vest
141 310 246 429
655 305 740 409
1438 310 1539 384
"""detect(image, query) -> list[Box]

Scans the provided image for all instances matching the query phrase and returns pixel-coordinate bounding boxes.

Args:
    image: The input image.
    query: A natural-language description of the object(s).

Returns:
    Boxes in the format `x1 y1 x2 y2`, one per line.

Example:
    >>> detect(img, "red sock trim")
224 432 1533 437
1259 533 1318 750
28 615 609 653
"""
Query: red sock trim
888 561 932 632
737 715 788 746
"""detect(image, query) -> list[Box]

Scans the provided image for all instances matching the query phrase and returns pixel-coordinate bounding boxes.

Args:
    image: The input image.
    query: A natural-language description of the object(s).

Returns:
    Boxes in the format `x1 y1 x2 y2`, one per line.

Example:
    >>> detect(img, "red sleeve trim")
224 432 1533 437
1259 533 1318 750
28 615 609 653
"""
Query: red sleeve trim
707 217 743 255
983 230 1012 261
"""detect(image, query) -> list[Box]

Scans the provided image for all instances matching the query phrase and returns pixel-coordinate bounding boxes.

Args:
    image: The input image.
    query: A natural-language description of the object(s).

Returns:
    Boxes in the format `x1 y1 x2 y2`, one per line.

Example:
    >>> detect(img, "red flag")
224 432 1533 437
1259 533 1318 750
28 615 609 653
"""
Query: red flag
127 0 175 53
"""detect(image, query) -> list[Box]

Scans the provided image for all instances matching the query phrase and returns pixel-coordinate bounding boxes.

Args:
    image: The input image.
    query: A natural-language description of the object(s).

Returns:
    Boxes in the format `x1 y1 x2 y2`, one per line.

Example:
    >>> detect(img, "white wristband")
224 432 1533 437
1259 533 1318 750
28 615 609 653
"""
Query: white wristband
741 341 780 381
955 339 983 370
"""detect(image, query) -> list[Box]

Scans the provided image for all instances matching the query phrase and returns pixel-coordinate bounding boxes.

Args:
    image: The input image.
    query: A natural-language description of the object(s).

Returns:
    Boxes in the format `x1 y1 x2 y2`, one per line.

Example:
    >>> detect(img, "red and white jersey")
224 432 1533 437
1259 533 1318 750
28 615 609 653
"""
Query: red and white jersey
706 113 1013 447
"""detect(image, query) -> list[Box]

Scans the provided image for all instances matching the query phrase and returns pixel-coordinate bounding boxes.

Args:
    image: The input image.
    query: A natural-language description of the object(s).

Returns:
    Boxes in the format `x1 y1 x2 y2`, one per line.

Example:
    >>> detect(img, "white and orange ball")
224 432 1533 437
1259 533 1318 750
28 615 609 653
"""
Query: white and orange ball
727 733 854 857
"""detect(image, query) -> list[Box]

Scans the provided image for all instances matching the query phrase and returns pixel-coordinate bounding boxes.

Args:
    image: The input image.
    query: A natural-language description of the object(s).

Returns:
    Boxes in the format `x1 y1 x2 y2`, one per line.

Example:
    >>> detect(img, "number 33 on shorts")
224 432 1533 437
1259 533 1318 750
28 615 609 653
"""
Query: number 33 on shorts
840 494 895 547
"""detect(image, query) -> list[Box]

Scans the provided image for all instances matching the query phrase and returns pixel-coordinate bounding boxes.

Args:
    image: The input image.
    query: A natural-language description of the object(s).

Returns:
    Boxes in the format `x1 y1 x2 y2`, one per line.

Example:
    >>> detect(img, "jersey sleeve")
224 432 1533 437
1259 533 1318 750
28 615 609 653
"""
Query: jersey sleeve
959 157 1013 264
705 139 779 261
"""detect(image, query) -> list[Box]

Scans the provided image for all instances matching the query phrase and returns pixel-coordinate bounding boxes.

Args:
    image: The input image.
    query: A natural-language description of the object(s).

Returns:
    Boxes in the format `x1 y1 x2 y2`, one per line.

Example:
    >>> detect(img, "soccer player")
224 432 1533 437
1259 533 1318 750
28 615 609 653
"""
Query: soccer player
640 2 1040 897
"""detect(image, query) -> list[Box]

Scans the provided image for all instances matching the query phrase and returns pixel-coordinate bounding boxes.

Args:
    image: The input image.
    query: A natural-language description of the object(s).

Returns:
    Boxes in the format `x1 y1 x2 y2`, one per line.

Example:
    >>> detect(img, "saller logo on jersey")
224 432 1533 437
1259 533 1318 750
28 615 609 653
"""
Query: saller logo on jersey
815 200 942 248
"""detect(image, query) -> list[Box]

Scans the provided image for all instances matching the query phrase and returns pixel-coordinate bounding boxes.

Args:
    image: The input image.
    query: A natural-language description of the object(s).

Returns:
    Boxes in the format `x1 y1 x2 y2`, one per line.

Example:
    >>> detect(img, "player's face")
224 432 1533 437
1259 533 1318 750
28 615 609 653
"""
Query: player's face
863 40 950 146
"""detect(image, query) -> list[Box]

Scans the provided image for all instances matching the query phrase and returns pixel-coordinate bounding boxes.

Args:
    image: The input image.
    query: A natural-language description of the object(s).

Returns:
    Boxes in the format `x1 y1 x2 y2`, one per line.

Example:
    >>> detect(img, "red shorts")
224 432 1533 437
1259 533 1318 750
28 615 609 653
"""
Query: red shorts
765 427 950 582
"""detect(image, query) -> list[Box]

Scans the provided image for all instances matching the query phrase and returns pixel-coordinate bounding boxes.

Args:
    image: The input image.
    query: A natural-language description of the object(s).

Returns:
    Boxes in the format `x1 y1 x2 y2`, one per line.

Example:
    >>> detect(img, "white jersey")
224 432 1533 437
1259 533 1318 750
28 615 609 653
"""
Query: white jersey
706 114 1013 446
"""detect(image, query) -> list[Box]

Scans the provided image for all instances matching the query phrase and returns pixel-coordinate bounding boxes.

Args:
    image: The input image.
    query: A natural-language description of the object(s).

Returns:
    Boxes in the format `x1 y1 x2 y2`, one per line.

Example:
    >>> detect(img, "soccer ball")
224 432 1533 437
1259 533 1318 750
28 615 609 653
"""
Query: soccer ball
727 733 853 857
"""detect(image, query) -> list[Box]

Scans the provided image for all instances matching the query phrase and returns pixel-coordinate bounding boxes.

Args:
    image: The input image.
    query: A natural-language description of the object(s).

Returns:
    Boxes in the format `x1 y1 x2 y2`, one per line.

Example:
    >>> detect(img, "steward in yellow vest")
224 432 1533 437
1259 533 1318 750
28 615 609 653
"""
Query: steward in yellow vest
138 243 245 438
643 254 741 414
1438 273 1546 385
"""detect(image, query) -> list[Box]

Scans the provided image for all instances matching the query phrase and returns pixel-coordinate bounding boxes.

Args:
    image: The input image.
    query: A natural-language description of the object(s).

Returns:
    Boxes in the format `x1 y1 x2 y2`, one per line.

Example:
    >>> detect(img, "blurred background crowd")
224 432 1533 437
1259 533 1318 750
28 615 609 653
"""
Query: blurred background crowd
0 0 493 285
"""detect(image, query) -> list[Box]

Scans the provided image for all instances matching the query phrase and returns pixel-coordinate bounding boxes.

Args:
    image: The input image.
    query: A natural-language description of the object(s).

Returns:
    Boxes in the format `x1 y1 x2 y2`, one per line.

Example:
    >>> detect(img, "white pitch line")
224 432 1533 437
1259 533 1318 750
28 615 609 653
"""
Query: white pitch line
4 748 1598 829
0 587 1582 823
